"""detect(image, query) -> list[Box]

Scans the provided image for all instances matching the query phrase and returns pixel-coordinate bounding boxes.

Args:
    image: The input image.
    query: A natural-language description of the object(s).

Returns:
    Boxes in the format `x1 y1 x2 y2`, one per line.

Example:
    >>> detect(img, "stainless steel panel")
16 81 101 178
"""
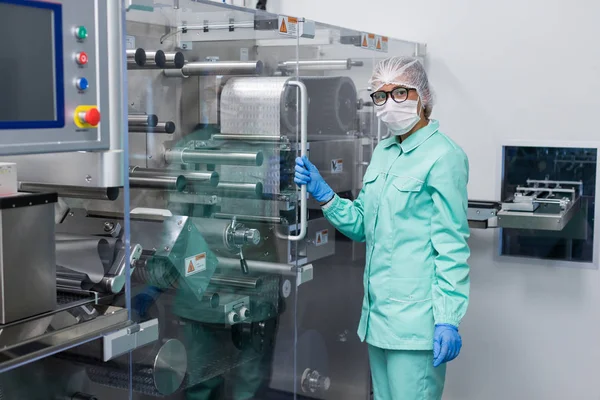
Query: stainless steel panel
103 319 159 361
308 139 356 195
6 150 125 188
0 202 56 324
497 197 582 231
304 218 336 263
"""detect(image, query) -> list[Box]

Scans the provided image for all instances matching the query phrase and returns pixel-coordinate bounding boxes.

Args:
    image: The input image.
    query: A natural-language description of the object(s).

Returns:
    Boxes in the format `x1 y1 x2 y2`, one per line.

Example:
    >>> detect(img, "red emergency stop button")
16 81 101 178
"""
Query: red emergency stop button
78 108 101 126
76 52 89 65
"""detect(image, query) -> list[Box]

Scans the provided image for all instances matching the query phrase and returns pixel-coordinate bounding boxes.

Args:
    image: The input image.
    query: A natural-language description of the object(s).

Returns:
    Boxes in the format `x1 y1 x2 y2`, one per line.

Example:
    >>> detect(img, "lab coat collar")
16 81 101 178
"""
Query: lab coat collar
382 120 440 152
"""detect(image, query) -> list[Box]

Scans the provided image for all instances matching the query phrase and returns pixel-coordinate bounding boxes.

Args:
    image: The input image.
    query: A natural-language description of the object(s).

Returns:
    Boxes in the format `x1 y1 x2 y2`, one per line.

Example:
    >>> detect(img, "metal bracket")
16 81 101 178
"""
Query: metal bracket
296 264 313 287
103 319 159 361
467 200 500 229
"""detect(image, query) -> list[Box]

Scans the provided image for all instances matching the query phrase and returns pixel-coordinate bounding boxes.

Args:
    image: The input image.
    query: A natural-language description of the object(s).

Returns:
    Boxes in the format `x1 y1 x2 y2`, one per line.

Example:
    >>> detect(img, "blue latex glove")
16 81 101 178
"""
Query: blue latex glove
132 286 163 318
294 156 335 203
433 324 462 367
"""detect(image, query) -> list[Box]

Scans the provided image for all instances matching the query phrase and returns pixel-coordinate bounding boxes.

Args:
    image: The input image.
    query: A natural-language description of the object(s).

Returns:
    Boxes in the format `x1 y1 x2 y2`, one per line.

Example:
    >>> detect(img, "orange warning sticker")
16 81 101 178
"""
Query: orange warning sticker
315 229 329 247
361 32 376 50
278 15 298 37
185 252 207 277
375 35 387 52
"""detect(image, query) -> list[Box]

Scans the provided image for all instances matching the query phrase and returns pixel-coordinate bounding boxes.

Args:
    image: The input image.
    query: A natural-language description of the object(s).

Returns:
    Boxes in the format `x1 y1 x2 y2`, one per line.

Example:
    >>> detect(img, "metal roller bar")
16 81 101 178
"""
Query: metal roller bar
210 182 263 198
194 218 236 250
213 213 282 224
130 167 219 187
129 176 187 192
128 114 159 127
163 68 188 78
164 51 185 69
82 338 186 396
19 182 120 201
211 134 286 142
126 48 146 67
526 179 583 186
177 61 263 76
278 59 364 71
129 121 176 134
128 50 166 70
57 276 85 289
147 51 166 68
182 171 220 187
210 273 263 289
217 257 296 276
165 148 264 166
203 292 220 308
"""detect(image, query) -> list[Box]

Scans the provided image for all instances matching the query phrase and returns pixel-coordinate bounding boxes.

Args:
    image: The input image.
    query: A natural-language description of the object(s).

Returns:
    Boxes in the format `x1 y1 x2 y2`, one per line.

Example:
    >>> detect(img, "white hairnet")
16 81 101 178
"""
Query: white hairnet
369 56 435 116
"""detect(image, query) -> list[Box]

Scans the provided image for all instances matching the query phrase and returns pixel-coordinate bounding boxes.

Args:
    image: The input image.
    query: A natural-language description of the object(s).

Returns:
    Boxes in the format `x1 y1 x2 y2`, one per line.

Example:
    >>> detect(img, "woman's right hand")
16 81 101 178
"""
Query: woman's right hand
294 156 335 203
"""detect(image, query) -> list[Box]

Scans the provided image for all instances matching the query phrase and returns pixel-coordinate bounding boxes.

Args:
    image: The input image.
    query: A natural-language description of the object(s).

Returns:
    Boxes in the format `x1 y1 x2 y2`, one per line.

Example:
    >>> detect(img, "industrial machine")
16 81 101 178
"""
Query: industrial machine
0 0 425 399
468 145 596 263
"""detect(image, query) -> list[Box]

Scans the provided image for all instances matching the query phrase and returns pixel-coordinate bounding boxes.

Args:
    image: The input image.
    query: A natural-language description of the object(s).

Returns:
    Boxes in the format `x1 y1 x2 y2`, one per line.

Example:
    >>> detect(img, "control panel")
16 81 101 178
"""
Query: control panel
0 0 122 156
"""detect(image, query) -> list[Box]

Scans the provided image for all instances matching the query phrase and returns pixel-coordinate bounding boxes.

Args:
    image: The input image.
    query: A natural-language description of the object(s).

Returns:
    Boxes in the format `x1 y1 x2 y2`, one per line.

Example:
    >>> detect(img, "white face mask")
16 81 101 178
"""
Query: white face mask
376 99 422 136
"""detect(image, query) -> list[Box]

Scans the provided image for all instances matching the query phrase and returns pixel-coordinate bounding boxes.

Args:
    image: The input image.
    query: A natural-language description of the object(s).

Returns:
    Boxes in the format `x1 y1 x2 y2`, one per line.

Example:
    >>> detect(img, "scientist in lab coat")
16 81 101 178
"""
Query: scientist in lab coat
294 56 470 400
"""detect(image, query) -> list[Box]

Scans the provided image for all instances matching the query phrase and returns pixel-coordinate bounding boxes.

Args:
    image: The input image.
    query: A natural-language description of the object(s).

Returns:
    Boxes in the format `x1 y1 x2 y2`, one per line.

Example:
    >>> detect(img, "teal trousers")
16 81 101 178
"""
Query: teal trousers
368 345 446 400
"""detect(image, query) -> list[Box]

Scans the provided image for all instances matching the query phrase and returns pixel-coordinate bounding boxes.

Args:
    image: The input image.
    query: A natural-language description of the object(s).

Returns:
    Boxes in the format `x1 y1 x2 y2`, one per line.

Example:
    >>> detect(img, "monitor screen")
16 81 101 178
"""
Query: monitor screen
0 1 60 123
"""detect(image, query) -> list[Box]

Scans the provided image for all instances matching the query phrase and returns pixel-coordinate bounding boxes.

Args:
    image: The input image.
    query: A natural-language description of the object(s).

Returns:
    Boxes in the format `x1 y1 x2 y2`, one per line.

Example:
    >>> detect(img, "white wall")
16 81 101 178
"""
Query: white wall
280 1 600 399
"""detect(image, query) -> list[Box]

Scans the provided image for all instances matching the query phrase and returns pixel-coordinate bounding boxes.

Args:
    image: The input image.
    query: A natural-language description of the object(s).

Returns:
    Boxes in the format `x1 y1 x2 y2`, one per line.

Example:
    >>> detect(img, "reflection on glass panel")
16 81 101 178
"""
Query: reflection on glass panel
124 1 303 398
121 1 420 398
500 146 597 262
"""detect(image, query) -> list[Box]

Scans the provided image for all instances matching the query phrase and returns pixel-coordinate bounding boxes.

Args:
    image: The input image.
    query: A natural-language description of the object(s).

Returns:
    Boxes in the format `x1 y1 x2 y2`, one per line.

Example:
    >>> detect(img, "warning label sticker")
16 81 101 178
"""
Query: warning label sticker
375 35 385 52
125 35 136 50
361 33 369 48
278 15 298 37
382 36 389 52
361 33 376 50
368 33 376 50
315 229 329 247
331 158 344 174
185 253 207 277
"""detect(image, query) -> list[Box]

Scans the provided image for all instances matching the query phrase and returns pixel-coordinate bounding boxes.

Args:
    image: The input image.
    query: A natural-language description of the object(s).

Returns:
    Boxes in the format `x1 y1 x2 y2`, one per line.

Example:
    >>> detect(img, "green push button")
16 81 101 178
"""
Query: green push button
75 26 88 40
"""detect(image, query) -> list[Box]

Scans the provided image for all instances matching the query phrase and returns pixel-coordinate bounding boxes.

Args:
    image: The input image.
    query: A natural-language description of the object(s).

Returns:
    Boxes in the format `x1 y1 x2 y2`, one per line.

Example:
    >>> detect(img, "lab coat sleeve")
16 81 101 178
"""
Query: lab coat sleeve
427 148 471 327
322 192 366 242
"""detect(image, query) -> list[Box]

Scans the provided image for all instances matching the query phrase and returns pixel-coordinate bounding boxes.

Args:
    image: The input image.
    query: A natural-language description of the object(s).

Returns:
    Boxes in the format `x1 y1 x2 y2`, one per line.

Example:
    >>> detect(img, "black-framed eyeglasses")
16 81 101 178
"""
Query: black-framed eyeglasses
370 87 416 106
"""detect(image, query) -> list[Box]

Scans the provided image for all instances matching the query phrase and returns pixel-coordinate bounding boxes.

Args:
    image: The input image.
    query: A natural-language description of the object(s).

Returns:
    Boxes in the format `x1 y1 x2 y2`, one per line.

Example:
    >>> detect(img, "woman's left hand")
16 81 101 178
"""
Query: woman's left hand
433 324 462 367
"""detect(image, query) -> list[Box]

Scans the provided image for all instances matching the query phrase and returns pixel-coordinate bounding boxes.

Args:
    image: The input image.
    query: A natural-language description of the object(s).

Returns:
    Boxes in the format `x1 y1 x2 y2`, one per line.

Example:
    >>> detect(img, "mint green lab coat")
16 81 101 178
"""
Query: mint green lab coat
323 120 470 351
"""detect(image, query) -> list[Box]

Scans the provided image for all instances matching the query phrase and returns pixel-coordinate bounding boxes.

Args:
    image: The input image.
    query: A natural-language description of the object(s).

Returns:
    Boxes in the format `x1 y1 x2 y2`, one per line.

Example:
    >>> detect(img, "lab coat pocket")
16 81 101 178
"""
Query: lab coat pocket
390 175 423 192
389 176 423 213
362 170 380 187
387 278 434 345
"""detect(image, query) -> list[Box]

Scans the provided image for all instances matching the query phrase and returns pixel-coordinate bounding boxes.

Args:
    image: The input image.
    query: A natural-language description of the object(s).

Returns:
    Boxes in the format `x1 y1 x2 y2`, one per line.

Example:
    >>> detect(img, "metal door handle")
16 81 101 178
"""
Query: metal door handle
287 80 308 242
